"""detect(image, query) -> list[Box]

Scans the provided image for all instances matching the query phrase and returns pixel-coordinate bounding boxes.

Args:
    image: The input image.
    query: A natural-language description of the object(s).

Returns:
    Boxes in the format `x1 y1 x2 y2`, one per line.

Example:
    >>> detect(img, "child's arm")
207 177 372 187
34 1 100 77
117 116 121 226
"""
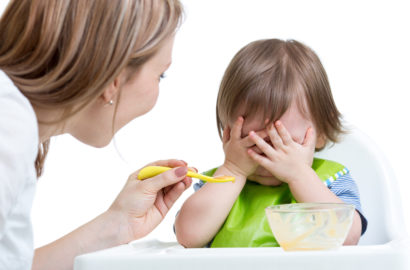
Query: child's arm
175 166 246 248
247 121 362 245
175 117 260 248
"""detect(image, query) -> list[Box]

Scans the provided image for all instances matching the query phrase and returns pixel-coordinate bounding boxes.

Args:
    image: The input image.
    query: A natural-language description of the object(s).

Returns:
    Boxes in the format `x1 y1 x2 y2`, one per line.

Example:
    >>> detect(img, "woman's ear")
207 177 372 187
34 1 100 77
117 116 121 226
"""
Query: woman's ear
101 72 124 104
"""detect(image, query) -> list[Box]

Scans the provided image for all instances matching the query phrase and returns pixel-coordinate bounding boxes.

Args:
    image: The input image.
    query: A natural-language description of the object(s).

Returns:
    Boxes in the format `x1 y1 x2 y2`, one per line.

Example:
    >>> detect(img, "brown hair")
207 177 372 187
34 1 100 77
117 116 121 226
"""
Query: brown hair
216 39 344 148
0 0 183 177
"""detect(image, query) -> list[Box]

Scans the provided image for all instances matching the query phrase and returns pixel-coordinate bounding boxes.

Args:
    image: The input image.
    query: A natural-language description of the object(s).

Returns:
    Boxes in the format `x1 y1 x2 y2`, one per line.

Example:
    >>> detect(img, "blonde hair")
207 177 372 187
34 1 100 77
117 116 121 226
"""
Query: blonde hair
0 0 183 177
216 39 344 149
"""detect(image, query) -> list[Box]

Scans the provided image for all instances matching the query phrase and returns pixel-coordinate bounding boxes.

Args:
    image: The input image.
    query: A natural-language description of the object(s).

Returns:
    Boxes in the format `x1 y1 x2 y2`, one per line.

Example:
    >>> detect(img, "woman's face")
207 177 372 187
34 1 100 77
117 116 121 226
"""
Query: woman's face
115 37 175 132
71 37 175 147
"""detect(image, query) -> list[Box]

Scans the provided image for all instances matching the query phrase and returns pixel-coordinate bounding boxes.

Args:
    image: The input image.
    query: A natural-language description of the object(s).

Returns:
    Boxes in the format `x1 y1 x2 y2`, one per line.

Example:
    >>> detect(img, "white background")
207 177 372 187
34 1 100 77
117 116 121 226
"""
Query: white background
1 0 410 247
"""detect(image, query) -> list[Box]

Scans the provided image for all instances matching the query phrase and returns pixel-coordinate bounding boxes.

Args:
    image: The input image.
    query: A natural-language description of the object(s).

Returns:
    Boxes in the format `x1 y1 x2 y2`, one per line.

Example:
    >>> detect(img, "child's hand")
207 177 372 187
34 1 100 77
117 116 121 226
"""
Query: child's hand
222 116 266 178
247 121 316 185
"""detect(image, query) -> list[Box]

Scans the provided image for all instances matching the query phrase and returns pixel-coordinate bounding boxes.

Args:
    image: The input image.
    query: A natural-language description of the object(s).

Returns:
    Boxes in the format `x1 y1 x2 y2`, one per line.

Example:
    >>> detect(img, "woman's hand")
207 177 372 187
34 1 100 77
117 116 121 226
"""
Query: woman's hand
108 159 192 243
33 159 193 270
222 116 267 178
247 121 316 185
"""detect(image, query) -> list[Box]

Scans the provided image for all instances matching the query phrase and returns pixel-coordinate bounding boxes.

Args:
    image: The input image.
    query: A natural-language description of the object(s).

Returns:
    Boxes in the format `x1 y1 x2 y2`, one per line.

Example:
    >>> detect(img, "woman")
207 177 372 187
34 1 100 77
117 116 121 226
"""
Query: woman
0 0 191 269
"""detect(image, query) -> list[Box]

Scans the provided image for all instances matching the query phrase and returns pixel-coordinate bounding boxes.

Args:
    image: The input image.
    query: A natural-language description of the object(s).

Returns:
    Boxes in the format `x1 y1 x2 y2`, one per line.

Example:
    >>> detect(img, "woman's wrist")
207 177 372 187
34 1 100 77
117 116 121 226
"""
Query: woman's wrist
99 209 132 246
33 210 132 270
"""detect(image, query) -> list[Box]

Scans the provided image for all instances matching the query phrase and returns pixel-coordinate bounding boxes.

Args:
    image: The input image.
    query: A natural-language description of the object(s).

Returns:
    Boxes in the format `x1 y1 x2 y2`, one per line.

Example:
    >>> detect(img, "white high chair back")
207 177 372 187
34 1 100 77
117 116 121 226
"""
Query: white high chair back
315 126 405 245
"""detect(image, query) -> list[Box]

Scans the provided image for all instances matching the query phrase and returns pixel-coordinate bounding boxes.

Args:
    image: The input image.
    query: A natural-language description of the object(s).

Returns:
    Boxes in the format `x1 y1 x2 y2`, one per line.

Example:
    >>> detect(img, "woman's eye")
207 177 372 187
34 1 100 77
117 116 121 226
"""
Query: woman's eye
159 73 166 81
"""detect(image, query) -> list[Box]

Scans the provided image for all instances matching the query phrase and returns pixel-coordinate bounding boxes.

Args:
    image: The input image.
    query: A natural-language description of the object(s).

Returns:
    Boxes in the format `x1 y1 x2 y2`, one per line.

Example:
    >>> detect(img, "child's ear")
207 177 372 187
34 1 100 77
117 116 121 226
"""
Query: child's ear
222 125 232 143
315 134 326 149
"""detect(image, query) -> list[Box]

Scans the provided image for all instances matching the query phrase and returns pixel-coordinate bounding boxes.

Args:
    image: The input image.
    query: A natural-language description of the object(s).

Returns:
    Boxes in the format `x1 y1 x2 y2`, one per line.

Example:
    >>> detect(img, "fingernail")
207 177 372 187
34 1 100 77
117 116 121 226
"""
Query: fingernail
175 166 188 177
180 160 188 165
275 121 281 126
249 131 255 136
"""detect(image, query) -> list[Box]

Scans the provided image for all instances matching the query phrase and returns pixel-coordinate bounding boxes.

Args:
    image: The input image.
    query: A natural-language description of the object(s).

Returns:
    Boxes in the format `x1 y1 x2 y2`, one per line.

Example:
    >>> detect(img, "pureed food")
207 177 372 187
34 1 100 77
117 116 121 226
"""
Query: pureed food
266 203 354 251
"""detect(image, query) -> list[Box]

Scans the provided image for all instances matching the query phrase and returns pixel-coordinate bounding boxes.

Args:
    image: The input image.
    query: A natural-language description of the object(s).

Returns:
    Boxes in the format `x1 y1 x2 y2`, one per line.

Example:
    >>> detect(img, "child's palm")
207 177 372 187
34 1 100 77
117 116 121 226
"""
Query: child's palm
222 117 262 177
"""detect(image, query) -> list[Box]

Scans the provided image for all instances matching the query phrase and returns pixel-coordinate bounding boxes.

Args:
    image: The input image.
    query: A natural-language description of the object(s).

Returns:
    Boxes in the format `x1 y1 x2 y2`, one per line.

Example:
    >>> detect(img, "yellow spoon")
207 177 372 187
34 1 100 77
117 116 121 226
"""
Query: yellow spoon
137 166 235 183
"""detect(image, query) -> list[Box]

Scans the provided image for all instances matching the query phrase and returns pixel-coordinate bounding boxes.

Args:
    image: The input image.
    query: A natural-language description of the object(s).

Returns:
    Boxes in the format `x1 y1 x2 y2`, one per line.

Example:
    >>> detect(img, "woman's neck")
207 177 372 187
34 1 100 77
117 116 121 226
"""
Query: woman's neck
33 106 67 143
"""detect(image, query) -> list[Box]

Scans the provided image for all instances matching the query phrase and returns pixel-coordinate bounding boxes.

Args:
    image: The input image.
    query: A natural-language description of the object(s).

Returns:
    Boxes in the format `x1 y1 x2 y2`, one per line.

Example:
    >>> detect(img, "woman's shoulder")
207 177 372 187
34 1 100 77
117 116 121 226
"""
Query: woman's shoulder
0 70 38 162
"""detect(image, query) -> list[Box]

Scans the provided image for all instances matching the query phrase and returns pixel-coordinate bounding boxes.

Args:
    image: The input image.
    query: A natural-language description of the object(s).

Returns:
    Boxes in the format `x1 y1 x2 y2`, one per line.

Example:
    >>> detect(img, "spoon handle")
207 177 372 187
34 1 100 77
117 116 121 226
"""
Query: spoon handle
137 166 234 183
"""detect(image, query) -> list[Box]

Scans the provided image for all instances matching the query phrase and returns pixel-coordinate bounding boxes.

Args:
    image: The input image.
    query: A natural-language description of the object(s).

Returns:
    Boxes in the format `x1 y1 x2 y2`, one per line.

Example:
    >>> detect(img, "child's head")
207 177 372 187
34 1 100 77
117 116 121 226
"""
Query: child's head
216 39 344 149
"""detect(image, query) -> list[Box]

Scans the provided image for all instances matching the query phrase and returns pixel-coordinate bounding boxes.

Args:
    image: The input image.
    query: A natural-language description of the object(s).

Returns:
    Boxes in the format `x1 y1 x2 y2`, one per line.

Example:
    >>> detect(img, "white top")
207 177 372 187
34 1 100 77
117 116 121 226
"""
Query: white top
0 71 38 270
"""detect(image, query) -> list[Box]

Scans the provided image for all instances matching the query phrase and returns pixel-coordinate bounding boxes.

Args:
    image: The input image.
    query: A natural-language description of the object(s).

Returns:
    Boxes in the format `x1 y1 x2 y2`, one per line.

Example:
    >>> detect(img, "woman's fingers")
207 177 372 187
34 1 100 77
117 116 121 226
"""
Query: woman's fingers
275 121 293 145
188 167 198 173
162 177 192 210
141 166 188 193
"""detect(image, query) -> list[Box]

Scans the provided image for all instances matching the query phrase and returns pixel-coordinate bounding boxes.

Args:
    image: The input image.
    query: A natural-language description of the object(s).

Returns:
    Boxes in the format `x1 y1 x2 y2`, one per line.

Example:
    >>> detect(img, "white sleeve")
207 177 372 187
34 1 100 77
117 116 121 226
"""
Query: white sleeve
0 74 38 269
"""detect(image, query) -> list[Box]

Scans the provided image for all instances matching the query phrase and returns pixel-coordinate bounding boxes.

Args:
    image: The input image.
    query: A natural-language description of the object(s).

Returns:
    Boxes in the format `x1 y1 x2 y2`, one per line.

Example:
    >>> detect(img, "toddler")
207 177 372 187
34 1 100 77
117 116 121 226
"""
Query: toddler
175 39 367 248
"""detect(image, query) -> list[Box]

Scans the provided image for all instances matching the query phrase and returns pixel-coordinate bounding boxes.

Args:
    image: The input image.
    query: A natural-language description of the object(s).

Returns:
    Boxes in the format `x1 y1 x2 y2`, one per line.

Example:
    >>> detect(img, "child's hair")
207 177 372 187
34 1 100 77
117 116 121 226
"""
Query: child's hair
216 39 344 148
0 0 183 176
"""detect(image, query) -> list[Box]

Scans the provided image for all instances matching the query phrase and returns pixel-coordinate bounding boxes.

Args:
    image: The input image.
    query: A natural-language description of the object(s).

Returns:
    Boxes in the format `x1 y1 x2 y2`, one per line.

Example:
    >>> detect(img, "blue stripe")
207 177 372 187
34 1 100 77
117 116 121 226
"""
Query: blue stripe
329 172 362 212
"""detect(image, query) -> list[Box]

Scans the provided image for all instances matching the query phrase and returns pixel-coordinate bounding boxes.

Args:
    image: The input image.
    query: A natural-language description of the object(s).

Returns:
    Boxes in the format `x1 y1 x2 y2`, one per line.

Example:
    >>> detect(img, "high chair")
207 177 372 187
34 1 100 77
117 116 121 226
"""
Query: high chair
74 126 410 270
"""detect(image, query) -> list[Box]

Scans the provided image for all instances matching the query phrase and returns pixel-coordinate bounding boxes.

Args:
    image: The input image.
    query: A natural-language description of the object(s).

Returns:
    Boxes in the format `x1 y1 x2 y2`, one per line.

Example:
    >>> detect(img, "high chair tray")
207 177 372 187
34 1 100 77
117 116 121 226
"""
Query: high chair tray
74 239 410 270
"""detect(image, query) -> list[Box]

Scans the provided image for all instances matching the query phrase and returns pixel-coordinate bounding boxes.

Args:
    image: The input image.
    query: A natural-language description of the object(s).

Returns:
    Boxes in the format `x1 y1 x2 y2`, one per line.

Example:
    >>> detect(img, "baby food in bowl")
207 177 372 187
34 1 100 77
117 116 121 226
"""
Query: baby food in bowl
265 203 354 251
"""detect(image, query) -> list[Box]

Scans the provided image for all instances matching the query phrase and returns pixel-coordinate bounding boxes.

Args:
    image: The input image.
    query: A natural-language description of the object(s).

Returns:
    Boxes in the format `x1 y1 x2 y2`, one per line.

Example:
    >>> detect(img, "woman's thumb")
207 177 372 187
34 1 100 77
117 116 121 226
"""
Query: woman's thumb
143 166 188 192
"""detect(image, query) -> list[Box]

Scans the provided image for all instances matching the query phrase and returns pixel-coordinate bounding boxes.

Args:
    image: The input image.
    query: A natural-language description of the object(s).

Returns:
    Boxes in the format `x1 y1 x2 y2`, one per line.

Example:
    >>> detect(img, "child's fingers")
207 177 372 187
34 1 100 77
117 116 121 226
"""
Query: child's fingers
230 116 244 139
247 148 272 169
242 129 268 147
275 121 293 145
267 123 283 149
249 131 275 159
256 129 268 140
302 127 316 150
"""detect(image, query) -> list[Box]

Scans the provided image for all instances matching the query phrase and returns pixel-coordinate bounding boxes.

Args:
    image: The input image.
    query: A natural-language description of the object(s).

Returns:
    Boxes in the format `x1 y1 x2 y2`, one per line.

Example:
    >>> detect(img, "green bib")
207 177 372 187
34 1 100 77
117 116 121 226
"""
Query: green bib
203 158 348 248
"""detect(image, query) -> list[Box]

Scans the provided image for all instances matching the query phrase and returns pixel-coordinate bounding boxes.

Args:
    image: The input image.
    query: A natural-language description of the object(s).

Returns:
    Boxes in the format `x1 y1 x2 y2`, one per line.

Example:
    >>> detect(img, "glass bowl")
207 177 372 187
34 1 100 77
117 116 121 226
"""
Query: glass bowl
265 203 355 251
